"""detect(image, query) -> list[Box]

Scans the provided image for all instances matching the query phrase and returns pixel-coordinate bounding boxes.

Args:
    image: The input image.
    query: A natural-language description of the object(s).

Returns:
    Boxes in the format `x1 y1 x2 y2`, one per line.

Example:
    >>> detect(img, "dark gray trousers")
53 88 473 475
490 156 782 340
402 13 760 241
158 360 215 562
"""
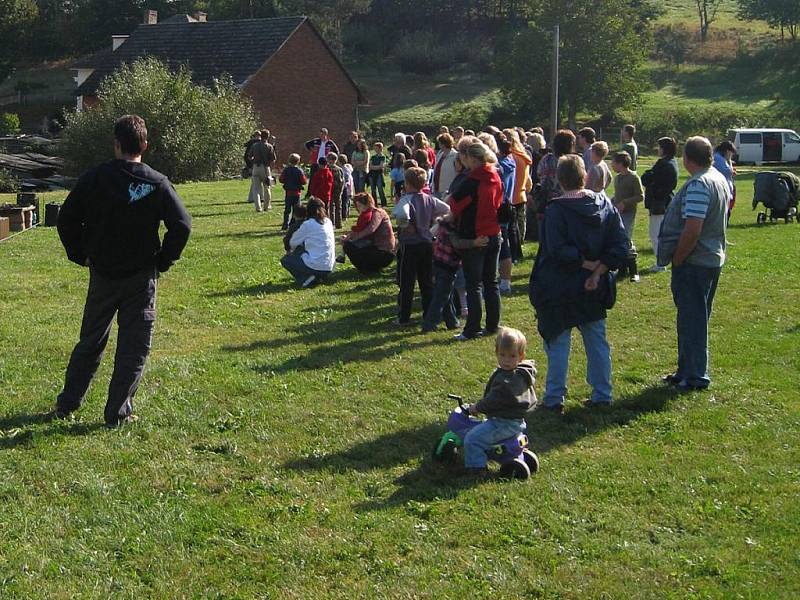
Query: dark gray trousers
56 266 157 425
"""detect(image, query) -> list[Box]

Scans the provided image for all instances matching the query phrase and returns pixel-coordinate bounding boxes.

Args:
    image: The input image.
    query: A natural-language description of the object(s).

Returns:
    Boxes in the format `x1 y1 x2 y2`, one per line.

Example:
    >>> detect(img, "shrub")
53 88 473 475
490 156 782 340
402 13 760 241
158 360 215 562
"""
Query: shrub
60 57 258 181
395 32 458 75
0 167 19 193
0 113 20 135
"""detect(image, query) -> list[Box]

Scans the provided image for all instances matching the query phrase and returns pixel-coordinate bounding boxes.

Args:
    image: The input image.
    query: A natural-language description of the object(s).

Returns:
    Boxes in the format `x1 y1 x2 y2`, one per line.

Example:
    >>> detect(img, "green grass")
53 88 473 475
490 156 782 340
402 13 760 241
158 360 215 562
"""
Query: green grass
1 164 799 597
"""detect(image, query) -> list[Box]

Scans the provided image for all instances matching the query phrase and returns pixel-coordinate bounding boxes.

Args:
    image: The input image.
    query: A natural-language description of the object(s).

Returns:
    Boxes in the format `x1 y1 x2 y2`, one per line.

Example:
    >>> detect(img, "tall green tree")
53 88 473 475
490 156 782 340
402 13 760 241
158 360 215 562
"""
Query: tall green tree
738 0 800 40
694 0 725 42
505 0 651 129
0 0 38 80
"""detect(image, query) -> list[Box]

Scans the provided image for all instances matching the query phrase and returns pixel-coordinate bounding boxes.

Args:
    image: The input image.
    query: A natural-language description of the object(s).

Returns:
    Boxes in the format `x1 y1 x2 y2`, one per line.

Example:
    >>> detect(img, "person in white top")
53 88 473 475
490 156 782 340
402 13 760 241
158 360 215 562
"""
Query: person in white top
433 132 458 198
280 197 336 287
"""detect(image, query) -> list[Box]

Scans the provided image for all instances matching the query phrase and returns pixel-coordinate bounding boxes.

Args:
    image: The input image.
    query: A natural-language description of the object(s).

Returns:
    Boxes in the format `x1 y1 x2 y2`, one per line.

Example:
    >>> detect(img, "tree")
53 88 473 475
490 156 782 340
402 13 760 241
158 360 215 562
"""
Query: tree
694 0 724 42
61 58 258 181
738 0 800 41
0 0 37 81
505 0 651 129
654 24 693 68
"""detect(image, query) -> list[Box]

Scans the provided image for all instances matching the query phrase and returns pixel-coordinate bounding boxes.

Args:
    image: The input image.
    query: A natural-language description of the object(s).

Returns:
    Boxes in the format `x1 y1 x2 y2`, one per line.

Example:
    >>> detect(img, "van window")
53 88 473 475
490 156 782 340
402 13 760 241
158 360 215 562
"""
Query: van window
739 133 761 144
785 132 800 144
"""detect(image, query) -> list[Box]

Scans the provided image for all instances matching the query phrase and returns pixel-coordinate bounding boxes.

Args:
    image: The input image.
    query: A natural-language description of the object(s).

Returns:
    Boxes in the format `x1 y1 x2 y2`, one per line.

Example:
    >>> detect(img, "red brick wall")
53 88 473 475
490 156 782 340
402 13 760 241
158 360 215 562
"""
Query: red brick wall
243 22 359 165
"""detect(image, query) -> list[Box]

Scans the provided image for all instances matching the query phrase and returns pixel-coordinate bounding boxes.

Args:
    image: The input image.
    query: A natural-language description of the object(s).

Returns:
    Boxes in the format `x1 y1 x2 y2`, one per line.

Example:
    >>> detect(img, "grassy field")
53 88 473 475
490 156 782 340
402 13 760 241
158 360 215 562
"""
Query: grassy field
1 163 799 597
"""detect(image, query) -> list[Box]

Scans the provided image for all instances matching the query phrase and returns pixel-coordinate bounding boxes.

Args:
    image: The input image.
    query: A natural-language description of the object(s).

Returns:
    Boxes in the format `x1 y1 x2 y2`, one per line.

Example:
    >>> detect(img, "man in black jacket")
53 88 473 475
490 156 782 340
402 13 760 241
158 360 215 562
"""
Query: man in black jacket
55 114 192 427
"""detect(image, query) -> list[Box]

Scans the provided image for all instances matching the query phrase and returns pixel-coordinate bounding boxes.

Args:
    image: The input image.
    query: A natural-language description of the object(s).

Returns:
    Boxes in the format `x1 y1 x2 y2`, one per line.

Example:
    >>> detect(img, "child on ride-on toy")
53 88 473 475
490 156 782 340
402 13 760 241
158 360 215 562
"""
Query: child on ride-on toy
464 327 537 478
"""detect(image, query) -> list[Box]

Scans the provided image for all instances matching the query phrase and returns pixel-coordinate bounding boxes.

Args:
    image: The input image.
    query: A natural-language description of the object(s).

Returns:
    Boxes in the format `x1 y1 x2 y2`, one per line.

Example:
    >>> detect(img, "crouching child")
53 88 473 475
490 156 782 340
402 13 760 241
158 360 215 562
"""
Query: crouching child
464 327 537 478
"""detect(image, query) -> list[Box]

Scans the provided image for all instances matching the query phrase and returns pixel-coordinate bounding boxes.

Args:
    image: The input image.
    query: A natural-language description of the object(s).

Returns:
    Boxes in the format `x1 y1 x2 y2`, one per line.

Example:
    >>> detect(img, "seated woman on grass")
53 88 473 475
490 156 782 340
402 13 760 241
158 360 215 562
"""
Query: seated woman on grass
280 197 336 288
337 192 396 274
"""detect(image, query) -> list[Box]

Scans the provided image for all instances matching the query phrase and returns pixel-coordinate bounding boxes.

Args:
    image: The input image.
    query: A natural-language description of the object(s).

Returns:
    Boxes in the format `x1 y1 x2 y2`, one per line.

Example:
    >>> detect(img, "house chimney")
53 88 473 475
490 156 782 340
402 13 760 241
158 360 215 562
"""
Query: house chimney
144 9 158 25
193 11 207 22
112 35 128 51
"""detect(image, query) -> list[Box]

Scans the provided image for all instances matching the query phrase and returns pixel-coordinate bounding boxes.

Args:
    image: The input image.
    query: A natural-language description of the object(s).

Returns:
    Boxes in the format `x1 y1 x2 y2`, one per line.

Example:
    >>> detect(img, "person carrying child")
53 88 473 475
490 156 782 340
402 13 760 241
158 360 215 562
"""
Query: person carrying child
279 153 307 231
463 327 537 479
392 167 450 325
369 142 388 207
309 157 333 214
422 215 487 332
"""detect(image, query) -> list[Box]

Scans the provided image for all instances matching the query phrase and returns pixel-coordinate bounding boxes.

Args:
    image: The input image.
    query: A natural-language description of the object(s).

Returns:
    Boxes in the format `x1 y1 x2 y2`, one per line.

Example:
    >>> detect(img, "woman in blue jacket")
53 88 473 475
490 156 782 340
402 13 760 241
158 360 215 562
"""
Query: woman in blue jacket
529 155 628 414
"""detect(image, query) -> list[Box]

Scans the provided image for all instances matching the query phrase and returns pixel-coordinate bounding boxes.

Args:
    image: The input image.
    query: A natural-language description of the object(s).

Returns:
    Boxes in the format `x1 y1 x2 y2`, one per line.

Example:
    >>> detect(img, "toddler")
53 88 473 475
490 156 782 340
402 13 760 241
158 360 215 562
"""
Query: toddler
338 153 354 220
368 142 388 207
464 328 537 479
279 153 307 230
390 152 406 202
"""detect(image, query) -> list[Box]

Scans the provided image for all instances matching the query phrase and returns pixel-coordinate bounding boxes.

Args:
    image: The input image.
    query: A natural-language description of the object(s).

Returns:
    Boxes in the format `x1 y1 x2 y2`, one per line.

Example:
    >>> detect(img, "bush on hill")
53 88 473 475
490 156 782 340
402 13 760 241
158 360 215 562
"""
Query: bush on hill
60 58 258 182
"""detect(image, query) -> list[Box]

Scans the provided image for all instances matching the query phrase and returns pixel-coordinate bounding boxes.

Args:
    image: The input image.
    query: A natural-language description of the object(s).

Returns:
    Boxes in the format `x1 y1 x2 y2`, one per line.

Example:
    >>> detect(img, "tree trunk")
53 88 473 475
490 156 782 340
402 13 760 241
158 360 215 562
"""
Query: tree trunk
567 100 577 131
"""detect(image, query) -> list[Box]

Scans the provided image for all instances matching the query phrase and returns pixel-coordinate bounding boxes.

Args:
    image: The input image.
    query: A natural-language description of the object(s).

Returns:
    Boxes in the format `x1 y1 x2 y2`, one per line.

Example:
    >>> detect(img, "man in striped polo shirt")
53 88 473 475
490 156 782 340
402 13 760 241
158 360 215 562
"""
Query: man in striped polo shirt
657 136 730 392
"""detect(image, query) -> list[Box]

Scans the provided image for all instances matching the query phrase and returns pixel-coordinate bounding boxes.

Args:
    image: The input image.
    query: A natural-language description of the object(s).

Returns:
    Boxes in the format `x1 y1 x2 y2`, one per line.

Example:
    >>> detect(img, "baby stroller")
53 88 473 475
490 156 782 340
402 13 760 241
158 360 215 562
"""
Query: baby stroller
752 171 800 224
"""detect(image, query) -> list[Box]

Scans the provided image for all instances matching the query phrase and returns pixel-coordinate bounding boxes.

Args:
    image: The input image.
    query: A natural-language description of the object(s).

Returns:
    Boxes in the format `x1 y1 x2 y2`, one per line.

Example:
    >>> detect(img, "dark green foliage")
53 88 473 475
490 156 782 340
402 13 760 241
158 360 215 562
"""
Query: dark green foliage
394 32 459 75
60 58 258 182
738 0 800 40
504 0 652 127
0 167 19 192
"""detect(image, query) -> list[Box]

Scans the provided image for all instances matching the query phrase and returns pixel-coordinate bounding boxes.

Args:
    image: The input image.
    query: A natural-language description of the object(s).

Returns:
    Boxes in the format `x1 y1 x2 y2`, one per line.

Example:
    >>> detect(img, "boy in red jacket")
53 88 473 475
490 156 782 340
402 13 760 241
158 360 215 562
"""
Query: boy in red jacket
308 157 333 213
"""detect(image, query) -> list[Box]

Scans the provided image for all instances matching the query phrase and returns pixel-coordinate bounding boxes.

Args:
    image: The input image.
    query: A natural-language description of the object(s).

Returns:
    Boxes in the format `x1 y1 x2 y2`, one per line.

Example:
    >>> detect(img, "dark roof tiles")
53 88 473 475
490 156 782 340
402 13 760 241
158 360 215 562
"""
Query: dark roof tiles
76 16 306 95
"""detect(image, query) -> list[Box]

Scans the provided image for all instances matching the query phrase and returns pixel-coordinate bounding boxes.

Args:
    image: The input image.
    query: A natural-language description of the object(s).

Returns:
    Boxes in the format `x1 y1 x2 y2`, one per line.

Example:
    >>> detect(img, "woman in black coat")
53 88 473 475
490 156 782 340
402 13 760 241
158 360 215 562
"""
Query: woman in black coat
640 136 679 273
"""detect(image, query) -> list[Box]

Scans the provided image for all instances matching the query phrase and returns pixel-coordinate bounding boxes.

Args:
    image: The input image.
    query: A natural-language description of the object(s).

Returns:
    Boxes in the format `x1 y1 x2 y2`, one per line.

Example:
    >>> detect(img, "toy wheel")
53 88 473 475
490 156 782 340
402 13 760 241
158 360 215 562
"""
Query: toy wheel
432 438 459 464
756 212 766 224
499 459 531 480
522 449 540 474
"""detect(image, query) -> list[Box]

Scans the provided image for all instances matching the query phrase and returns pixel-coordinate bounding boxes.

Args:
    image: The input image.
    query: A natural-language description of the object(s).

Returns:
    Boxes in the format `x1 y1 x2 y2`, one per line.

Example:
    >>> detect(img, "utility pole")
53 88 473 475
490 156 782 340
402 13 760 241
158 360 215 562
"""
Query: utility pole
550 23 559 140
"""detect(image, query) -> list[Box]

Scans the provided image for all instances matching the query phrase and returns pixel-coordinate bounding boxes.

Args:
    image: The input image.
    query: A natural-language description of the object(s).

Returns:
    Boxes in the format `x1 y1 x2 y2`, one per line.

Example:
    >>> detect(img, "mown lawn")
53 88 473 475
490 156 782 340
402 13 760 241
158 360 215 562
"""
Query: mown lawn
1 164 799 598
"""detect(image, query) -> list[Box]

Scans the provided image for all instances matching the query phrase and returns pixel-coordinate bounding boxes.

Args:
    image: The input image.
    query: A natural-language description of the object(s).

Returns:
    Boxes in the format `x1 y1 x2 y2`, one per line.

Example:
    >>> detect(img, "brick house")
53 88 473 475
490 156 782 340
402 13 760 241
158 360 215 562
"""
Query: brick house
73 11 364 162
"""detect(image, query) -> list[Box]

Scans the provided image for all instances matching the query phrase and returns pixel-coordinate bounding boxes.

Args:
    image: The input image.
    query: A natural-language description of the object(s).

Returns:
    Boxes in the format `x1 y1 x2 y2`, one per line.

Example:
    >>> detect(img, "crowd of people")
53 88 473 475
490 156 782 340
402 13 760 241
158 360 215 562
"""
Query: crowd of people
50 114 732 448
262 122 732 410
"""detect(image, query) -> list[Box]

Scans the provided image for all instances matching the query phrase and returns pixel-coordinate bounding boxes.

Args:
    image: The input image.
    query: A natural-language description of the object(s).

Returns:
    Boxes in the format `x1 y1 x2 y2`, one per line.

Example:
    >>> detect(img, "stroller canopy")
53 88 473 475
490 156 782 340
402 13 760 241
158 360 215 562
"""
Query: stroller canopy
753 171 800 211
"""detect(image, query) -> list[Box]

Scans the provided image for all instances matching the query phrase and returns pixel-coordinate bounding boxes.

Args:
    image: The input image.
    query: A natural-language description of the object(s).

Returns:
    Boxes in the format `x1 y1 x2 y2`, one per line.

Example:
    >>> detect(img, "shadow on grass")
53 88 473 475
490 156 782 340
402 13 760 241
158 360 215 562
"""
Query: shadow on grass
202 229 285 240
208 265 388 298
284 384 675 511
0 413 106 450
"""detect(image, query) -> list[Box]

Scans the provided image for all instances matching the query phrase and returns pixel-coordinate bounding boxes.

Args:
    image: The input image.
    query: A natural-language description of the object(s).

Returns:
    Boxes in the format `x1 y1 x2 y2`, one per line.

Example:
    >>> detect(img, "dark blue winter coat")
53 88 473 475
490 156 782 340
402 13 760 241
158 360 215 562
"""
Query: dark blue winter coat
528 190 628 342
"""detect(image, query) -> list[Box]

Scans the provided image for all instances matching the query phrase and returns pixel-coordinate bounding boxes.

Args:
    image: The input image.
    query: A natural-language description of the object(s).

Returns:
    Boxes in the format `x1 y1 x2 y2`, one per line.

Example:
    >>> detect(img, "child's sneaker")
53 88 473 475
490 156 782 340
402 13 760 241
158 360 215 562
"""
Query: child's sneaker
335 255 346 264
302 275 317 288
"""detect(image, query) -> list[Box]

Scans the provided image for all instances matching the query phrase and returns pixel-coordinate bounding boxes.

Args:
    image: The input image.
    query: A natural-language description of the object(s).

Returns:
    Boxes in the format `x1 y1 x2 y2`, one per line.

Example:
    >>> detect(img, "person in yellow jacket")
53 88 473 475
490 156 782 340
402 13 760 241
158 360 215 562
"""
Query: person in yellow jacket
505 129 533 266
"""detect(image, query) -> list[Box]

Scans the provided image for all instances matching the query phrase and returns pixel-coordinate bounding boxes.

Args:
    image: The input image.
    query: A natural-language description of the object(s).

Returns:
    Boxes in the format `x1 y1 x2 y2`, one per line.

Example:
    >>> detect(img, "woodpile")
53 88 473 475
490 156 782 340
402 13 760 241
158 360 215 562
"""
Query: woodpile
0 135 74 191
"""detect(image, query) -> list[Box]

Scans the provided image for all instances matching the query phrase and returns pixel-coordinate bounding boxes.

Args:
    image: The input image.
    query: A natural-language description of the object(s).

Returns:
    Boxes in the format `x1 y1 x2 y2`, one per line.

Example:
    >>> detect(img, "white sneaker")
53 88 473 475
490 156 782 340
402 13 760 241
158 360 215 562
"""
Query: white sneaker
301 275 316 288
630 274 640 283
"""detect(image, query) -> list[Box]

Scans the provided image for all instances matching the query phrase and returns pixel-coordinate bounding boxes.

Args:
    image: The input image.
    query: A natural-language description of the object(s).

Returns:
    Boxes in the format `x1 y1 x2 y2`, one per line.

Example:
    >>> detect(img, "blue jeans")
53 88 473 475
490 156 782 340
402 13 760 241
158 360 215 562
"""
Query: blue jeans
282 193 301 229
671 263 722 387
422 264 459 330
464 417 526 468
353 170 367 194
280 251 330 285
543 319 612 407
460 235 501 337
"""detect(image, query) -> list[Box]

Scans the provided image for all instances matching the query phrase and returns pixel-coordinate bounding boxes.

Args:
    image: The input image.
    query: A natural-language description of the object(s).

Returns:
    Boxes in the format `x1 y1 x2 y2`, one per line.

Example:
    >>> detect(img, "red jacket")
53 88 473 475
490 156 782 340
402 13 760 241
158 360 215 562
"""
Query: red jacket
449 164 502 237
309 165 333 202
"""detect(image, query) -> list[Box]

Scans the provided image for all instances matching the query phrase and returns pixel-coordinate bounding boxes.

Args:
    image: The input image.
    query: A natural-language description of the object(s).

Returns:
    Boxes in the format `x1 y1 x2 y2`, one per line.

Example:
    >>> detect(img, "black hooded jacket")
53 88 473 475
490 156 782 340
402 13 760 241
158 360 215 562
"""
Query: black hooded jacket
57 160 192 278
529 190 628 342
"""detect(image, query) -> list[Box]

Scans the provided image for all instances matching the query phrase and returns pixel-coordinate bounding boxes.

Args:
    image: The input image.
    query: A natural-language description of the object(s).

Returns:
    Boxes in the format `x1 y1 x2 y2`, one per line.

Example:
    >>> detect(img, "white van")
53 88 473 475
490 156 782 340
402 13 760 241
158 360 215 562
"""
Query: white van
728 128 800 165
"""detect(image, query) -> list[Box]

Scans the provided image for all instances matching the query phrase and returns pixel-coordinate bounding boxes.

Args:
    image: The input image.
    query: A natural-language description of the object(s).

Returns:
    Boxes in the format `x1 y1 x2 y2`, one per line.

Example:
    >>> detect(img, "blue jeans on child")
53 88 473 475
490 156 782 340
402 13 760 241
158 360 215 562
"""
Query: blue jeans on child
542 319 612 408
282 193 301 229
464 417 526 469
422 264 459 331
671 263 722 388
